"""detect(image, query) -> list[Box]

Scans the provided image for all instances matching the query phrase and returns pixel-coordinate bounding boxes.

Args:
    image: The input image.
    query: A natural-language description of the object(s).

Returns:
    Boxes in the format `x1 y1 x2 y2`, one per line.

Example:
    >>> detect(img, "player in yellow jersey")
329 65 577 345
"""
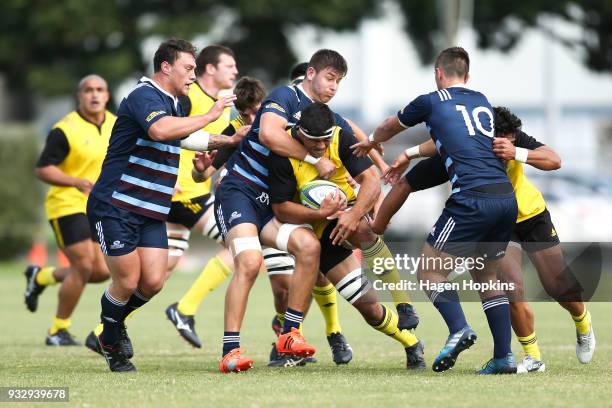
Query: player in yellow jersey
491 107 594 370
25 75 115 346
268 102 426 369
373 106 595 372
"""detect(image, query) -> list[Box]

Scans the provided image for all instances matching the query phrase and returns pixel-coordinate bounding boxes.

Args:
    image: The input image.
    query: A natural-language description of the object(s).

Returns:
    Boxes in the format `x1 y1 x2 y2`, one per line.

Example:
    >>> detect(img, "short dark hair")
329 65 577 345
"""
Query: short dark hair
234 76 266 112
309 49 347 76
195 45 235 76
299 102 335 136
494 106 522 136
153 38 197 72
290 62 309 81
435 47 470 78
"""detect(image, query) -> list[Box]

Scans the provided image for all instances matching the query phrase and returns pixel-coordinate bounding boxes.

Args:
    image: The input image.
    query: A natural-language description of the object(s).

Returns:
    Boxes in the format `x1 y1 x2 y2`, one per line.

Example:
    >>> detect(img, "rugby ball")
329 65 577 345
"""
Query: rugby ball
299 180 346 209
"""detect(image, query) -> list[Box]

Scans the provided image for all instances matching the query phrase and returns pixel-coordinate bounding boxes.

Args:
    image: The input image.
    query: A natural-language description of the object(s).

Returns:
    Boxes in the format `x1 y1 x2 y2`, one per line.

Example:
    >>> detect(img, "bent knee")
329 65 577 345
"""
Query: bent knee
139 278 165 297
235 252 263 279
292 234 320 257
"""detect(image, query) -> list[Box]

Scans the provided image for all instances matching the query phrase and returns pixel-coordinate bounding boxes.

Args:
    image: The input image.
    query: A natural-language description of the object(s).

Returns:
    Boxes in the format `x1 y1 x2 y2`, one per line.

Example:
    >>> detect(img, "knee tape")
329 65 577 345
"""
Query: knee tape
335 268 371 304
230 236 262 258
263 246 295 276
275 223 313 252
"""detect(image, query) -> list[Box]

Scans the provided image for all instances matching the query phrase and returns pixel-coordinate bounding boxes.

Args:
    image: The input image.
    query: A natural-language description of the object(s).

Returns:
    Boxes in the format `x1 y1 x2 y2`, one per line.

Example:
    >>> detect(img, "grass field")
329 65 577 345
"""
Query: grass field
1 260 611 407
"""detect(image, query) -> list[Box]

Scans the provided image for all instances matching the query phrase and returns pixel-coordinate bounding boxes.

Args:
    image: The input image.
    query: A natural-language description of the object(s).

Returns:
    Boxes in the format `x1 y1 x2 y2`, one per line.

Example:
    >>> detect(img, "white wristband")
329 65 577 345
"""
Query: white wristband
304 154 321 165
514 147 529 163
368 133 376 142
404 145 421 159
180 129 210 151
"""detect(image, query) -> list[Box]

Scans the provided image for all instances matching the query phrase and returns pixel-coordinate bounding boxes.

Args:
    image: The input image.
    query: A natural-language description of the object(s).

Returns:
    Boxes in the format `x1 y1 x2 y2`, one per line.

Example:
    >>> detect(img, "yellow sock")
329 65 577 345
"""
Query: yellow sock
49 316 71 335
177 255 231 316
36 266 57 286
124 308 140 322
572 309 591 335
517 332 541 360
372 305 418 348
312 283 342 335
276 312 285 328
362 237 411 305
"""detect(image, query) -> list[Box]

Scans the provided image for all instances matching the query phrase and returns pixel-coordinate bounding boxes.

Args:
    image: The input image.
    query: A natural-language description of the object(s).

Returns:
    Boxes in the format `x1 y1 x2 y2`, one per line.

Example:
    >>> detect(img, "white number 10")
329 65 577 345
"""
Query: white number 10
456 105 494 138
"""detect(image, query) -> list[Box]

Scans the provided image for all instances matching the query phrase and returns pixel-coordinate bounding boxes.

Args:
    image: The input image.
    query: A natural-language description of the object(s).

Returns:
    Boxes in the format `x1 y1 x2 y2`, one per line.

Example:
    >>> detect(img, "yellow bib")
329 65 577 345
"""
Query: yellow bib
288 127 357 237
45 111 115 219
173 83 231 201
506 160 546 223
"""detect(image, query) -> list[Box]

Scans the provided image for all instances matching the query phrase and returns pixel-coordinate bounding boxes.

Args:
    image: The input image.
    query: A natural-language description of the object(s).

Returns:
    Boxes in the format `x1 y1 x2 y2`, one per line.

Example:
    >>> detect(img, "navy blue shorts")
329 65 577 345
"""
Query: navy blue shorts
87 197 168 256
426 190 517 259
214 176 273 240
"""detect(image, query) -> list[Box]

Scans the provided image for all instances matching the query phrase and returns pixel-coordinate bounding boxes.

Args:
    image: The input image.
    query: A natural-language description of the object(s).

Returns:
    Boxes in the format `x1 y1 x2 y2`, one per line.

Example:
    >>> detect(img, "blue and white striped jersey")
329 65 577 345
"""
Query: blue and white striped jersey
91 77 183 220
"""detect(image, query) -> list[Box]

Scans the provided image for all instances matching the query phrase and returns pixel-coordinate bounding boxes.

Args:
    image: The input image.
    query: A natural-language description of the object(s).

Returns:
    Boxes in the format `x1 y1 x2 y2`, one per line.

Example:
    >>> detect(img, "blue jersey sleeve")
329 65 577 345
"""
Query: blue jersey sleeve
260 86 294 122
397 94 432 128
127 86 171 132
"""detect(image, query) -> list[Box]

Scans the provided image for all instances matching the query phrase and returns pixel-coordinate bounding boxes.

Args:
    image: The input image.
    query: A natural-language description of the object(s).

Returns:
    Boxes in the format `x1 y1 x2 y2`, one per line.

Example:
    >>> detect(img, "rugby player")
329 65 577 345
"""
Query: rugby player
354 47 519 374
372 107 596 371
183 72 355 367
87 39 237 372
26 75 114 346
268 101 426 369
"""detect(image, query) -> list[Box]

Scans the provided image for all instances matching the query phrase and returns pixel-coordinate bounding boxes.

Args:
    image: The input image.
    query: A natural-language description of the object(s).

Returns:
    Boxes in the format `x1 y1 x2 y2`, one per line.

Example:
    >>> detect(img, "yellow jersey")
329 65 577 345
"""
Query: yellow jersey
268 127 372 238
173 83 230 201
40 110 115 219
506 160 546 223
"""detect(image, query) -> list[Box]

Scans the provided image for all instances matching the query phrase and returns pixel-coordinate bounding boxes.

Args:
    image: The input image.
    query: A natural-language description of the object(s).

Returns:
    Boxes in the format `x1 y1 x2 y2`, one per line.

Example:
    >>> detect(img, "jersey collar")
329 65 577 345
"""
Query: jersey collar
139 76 179 111
447 83 468 89
296 83 314 102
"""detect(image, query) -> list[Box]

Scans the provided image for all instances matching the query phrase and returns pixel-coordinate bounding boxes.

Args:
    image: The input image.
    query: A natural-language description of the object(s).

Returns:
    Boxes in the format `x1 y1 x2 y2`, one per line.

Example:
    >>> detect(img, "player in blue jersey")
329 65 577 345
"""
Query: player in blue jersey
354 47 519 374
87 39 240 372
215 49 357 373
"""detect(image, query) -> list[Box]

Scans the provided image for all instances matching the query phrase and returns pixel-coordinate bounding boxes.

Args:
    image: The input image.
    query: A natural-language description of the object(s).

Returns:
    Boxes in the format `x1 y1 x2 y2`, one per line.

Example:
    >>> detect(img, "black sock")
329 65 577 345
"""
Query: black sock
430 289 468 333
482 295 512 359
122 290 149 321
222 332 240 356
282 307 304 333
100 288 127 347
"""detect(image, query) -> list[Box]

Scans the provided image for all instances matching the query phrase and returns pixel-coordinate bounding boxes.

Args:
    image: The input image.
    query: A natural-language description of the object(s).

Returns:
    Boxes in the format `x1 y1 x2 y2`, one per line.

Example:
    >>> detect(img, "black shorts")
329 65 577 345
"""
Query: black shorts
49 213 96 249
510 208 560 252
320 221 353 274
166 194 214 229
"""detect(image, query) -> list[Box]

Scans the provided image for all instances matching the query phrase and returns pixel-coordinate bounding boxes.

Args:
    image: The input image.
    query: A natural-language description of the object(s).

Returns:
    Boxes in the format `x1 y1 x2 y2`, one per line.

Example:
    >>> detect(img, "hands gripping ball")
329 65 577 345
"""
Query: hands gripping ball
299 180 347 209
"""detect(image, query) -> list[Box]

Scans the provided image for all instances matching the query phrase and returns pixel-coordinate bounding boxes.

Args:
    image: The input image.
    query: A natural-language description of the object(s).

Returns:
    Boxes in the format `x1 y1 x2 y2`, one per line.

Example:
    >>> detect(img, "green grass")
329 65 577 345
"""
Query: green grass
1 261 611 407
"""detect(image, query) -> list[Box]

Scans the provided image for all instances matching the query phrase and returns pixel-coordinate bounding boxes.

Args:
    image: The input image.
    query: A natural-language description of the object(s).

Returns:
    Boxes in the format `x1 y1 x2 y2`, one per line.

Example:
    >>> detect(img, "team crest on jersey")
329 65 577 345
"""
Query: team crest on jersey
551 228 557 237
293 111 301 121
145 110 166 122
265 102 286 114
